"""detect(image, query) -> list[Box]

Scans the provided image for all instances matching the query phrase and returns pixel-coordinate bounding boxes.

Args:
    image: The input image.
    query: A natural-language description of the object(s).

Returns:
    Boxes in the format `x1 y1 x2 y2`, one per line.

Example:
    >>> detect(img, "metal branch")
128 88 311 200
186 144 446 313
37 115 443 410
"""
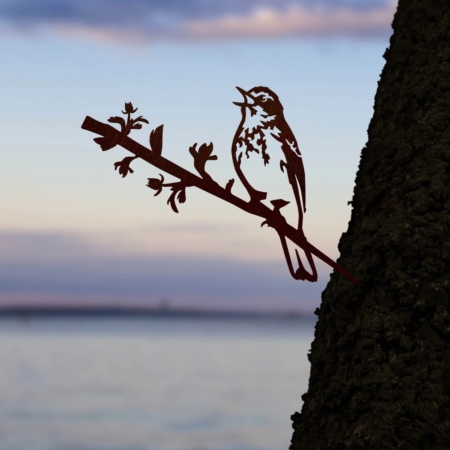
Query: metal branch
81 115 362 286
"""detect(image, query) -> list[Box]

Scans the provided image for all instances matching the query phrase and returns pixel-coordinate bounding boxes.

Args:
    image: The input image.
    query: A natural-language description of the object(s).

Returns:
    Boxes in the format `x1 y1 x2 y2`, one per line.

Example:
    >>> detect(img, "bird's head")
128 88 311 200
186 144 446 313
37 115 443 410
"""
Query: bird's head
233 86 283 118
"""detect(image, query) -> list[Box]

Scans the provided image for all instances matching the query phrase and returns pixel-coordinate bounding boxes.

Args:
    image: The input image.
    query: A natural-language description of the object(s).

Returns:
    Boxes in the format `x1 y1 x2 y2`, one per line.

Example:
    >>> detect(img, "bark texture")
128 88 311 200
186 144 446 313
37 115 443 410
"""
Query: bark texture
290 1 450 448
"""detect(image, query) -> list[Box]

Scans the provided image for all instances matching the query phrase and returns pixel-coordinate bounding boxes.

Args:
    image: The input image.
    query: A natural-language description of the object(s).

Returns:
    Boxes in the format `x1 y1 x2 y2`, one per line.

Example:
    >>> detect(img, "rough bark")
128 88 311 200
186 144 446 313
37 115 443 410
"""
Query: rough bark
290 1 450 448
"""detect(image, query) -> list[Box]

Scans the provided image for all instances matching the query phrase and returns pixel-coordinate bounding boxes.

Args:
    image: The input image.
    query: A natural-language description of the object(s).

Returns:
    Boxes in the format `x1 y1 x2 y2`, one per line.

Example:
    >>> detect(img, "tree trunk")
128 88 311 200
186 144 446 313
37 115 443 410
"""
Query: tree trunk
290 1 450 448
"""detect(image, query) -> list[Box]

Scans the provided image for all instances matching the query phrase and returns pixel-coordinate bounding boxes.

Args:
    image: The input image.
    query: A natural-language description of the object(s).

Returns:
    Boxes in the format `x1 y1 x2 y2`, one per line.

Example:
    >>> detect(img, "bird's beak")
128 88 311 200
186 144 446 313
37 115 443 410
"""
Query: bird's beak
233 86 255 107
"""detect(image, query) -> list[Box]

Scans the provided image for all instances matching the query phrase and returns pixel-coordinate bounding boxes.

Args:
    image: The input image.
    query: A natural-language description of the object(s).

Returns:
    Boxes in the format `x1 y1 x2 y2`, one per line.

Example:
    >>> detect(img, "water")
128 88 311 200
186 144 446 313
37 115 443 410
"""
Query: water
0 316 316 450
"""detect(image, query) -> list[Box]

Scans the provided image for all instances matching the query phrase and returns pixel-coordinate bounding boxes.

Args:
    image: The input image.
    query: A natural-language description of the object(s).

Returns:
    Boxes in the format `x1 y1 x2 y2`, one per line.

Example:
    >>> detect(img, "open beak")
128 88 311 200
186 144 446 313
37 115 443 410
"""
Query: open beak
233 86 256 107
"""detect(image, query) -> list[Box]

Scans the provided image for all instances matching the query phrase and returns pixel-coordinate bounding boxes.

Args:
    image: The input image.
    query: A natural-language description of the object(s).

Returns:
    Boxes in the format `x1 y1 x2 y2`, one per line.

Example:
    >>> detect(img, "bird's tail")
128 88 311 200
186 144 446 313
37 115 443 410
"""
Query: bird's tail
277 231 317 282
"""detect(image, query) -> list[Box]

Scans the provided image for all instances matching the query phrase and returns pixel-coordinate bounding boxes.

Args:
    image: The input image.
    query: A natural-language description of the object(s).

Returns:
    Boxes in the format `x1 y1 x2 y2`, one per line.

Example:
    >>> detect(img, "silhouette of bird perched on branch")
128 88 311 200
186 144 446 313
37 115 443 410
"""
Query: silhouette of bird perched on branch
232 86 317 282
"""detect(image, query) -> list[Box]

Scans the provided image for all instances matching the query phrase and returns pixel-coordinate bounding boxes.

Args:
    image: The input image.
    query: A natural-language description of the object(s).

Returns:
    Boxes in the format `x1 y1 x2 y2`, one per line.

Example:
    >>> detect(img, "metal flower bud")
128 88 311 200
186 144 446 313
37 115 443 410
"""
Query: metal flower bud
122 102 138 114
147 174 164 196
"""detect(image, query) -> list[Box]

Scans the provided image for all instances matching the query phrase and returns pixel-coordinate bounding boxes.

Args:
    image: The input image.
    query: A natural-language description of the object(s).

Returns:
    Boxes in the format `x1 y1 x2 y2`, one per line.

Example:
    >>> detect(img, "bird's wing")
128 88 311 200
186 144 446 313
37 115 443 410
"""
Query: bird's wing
287 152 306 214
272 131 306 215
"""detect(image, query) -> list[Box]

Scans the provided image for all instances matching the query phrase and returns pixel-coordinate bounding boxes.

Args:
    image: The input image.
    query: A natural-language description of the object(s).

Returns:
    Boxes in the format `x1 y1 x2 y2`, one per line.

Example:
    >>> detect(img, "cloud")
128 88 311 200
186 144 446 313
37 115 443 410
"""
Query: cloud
0 231 327 312
0 0 396 43
184 5 395 40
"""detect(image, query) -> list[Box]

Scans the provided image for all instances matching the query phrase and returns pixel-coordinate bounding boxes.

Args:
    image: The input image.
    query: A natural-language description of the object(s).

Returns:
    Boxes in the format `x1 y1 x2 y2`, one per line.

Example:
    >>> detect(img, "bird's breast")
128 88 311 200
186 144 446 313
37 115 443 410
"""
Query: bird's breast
235 121 283 162
234 125 300 221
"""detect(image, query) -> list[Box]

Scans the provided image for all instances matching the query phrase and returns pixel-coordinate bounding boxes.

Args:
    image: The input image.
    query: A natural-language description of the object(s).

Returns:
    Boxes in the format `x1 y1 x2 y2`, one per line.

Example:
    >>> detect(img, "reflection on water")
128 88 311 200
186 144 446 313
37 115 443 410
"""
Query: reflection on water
0 316 315 450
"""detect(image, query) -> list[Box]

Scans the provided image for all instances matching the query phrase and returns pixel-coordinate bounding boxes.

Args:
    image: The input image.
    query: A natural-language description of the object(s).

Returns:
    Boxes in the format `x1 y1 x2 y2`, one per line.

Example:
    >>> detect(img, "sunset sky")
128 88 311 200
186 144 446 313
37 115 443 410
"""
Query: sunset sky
1 0 397 312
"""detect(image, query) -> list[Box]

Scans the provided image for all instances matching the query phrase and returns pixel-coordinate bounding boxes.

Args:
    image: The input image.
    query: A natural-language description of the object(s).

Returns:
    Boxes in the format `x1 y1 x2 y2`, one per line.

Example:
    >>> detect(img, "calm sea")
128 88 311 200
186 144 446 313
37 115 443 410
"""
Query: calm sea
0 315 316 450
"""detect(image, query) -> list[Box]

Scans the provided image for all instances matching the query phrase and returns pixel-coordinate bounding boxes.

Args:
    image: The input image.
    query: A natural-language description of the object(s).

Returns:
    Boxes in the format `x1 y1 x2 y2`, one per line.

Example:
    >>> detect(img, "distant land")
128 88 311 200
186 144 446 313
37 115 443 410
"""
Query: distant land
0 305 315 320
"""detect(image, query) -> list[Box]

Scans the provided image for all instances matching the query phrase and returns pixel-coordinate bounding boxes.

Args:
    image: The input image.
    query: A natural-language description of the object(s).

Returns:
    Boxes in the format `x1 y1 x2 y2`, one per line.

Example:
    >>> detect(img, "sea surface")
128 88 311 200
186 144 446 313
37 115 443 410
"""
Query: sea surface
0 315 316 450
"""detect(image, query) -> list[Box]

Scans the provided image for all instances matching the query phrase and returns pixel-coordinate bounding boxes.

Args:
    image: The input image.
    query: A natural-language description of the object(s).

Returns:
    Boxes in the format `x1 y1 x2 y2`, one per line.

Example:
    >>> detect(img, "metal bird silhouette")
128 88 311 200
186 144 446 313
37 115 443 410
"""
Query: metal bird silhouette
81 93 362 287
232 86 317 282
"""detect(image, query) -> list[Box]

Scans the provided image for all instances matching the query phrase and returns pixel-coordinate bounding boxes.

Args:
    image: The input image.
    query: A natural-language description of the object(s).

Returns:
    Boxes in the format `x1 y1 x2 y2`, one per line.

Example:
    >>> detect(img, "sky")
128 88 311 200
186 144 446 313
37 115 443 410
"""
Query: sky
0 0 397 313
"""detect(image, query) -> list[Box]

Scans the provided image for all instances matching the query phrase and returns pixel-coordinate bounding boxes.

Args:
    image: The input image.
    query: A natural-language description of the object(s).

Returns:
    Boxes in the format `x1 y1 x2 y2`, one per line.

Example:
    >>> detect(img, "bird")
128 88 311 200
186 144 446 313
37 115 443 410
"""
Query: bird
231 86 317 282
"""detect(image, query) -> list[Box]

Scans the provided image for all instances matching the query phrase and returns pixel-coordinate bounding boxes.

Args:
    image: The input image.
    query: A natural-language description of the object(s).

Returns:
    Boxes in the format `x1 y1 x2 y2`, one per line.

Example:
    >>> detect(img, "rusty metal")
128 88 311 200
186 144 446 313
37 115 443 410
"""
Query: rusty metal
81 89 362 287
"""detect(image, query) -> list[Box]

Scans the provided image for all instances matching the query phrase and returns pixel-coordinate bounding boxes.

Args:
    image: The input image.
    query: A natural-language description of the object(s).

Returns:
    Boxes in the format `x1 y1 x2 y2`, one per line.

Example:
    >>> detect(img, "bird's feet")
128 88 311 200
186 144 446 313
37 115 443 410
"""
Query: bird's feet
261 199 290 228
293 249 317 282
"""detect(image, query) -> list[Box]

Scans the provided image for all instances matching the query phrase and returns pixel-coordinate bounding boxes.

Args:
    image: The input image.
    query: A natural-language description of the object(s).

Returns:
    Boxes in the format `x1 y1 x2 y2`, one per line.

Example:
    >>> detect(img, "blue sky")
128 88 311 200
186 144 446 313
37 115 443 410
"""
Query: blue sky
1 0 397 312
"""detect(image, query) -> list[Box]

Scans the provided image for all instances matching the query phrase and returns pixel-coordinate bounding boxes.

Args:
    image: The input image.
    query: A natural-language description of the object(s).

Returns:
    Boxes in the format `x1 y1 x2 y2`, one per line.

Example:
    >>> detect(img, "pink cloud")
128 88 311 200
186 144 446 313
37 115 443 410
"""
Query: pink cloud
4 3 397 44
183 4 395 40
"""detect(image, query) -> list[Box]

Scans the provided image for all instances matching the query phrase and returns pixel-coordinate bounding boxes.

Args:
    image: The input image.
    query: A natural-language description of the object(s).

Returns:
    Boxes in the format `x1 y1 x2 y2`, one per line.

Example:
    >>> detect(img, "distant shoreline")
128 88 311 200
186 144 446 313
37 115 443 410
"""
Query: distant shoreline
0 306 314 320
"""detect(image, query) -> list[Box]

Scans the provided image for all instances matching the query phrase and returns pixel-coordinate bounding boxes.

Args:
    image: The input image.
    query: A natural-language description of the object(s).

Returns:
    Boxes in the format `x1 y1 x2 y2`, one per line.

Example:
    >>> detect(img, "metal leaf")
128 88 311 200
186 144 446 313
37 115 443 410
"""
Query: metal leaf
114 156 137 178
108 116 126 130
94 136 116 151
134 116 149 124
167 191 179 213
150 125 164 156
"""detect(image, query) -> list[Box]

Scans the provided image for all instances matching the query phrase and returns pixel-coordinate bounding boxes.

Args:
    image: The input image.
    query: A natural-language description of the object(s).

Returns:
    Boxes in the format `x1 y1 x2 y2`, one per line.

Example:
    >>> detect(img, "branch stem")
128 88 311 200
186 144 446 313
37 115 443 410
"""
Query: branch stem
81 115 361 286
